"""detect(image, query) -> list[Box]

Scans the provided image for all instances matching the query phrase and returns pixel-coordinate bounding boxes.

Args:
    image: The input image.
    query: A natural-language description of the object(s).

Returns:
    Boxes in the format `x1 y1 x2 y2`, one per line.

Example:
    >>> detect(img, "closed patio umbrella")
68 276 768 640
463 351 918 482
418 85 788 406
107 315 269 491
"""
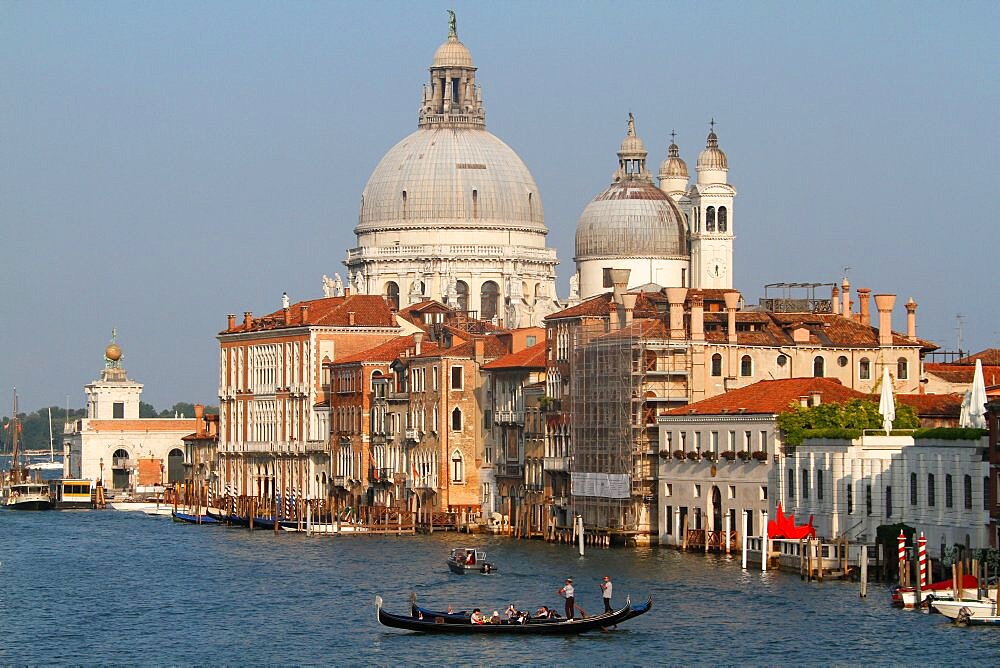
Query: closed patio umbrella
878 366 895 435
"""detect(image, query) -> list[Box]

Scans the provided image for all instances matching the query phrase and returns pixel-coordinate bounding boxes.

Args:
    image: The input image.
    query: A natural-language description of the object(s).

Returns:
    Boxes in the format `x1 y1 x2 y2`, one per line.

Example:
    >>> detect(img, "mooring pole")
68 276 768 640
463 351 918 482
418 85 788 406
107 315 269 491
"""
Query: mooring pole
741 510 749 569
576 515 584 557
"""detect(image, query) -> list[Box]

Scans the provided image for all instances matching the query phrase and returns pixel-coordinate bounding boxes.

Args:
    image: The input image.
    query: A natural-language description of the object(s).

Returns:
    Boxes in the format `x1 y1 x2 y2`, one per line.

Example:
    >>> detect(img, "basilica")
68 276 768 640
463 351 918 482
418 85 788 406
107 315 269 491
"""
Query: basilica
340 17 733 322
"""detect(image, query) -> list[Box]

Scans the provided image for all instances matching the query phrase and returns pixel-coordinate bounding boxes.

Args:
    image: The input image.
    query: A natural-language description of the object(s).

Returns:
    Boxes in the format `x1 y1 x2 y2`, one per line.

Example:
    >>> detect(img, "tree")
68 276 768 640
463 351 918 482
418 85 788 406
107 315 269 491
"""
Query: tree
776 398 919 446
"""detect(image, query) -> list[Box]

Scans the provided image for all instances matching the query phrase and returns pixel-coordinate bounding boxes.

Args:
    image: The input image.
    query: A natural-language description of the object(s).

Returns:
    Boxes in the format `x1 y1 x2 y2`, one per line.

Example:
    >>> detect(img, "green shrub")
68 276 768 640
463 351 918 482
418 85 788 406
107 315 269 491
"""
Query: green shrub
912 427 988 440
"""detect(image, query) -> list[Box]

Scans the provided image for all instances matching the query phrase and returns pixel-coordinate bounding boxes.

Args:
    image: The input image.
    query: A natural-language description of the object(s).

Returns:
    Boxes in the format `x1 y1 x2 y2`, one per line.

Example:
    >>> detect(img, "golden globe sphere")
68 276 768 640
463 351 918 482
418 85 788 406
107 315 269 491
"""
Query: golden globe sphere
105 343 122 361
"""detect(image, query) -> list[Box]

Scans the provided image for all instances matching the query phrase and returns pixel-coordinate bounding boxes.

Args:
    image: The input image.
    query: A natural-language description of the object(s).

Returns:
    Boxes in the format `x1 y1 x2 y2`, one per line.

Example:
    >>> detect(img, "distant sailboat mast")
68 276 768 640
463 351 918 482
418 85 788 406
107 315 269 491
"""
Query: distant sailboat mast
48 406 54 464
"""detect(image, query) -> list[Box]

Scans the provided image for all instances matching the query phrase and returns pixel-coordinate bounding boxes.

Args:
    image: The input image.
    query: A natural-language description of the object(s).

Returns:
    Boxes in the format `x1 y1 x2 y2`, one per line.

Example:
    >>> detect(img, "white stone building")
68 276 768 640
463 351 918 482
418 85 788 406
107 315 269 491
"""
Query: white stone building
344 19 560 328
775 434 991 557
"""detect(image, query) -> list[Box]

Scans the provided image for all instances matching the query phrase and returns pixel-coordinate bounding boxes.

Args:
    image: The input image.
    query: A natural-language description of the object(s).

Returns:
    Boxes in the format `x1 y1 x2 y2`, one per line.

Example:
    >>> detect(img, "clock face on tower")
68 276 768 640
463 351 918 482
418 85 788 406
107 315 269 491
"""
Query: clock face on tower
708 259 728 278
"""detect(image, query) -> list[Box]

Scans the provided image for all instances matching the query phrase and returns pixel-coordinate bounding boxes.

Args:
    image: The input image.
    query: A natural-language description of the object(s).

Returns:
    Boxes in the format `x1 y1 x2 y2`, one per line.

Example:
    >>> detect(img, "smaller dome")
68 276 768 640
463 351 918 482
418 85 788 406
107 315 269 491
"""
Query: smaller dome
105 343 122 362
620 134 646 155
659 142 689 179
432 36 474 68
697 130 728 171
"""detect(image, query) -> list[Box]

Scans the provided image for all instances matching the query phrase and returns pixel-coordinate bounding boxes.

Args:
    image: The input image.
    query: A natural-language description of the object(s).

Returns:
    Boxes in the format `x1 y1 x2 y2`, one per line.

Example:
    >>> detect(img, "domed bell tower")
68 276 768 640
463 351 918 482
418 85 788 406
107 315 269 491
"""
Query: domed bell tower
688 122 736 289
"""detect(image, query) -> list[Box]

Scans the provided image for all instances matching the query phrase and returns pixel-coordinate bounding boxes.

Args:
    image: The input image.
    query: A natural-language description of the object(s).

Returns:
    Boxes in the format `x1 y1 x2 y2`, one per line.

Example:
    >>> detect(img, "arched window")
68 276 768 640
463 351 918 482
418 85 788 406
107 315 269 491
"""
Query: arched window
927 474 936 507
451 450 464 483
167 448 185 484
451 407 463 431
401 190 408 219
711 353 723 377
718 206 728 232
897 357 908 380
816 469 824 501
865 484 872 516
384 281 399 310
964 474 972 510
801 469 809 499
480 281 499 320
740 355 753 377
859 357 871 380
705 206 716 232
456 280 469 312
945 474 953 508
787 468 795 499
370 370 383 391
846 483 853 514
472 189 478 218
910 472 918 505
813 356 825 377
432 405 439 432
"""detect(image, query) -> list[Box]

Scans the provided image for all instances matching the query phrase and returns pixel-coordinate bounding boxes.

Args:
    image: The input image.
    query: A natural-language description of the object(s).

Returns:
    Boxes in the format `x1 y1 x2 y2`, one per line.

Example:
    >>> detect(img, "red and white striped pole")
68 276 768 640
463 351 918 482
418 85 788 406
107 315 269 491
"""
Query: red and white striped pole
918 531 928 587
897 530 907 586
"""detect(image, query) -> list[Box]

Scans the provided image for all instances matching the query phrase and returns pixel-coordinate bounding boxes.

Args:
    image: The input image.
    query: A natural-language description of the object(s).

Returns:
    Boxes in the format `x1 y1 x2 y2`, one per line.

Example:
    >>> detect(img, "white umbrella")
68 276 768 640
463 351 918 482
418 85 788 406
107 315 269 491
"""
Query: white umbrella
966 359 987 428
878 366 895 435
959 389 972 428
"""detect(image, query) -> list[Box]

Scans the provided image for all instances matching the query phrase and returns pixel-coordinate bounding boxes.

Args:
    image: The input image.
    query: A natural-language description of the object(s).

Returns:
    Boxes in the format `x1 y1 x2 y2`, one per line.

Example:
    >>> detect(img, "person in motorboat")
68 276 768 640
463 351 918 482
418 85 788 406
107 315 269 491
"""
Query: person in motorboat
534 605 555 620
489 610 501 624
504 603 518 620
470 609 485 624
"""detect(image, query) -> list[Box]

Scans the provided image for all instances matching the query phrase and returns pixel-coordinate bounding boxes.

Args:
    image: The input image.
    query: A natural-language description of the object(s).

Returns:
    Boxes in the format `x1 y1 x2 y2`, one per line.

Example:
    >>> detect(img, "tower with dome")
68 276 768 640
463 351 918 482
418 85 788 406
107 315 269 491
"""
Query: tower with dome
344 15 560 327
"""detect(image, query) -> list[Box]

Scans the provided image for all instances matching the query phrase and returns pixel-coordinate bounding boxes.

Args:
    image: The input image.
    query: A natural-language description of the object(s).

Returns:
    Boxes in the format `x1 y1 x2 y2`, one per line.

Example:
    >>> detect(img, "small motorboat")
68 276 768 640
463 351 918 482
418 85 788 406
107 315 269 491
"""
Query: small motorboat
931 597 1000 625
447 548 497 575
890 575 981 608
376 595 651 634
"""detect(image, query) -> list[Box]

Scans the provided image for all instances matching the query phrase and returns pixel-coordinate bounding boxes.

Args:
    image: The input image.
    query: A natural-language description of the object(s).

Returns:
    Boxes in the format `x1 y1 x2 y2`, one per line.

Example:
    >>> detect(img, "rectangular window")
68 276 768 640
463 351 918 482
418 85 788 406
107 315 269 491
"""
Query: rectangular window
817 470 824 501
801 468 809 499
526 335 536 346
886 486 893 517
787 469 795 499
432 366 438 391
728 431 736 449
694 484 701 498
964 475 973 510
928 474 935 507
450 365 463 390
680 432 687 451
760 485 767 501
113 402 125 419
710 431 719 453
665 505 673 535
694 432 702 451
759 431 768 454
744 431 752 452
665 483 672 497
945 474 953 508
728 485 736 500
910 473 917 506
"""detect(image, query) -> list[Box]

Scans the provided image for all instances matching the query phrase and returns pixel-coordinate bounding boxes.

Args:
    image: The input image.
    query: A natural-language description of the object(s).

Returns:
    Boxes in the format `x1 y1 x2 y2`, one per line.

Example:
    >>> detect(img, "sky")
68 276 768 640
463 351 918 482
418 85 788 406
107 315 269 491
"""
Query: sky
2 1 998 414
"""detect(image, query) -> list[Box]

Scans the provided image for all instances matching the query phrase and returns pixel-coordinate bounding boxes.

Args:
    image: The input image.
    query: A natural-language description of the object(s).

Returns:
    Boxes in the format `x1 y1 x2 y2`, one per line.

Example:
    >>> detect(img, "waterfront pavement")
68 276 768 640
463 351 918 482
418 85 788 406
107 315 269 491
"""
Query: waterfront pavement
3 509 999 665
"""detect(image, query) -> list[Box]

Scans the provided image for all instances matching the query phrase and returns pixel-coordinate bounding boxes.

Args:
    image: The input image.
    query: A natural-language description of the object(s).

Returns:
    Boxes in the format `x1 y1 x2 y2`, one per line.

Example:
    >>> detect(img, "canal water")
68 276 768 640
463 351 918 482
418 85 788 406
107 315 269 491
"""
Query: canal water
1 509 998 665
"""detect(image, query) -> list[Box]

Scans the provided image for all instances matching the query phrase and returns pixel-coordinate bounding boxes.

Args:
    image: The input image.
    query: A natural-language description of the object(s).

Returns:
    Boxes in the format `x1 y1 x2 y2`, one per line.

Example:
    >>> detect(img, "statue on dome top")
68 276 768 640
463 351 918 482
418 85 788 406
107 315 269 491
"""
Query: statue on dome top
447 10 457 38
627 112 636 137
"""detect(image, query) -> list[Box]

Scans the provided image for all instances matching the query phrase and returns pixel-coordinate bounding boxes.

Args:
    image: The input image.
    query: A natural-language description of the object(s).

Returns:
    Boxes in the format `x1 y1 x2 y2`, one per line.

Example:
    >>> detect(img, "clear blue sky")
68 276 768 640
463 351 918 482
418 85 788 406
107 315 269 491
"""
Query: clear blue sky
2 1 997 413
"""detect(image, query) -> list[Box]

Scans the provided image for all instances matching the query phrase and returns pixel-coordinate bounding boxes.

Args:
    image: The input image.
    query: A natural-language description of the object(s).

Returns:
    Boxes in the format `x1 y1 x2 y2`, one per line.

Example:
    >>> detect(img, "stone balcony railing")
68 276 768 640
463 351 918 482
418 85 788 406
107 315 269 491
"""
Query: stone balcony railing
218 440 328 455
346 244 557 264
405 474 438 491
543 456 570 472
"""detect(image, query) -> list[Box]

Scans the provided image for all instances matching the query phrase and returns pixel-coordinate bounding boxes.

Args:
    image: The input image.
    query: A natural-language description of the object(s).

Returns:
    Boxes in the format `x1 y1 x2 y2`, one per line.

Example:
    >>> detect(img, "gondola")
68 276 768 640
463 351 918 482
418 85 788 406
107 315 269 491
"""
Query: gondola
171 510 220 524
376 595 651 634
411 595 653 625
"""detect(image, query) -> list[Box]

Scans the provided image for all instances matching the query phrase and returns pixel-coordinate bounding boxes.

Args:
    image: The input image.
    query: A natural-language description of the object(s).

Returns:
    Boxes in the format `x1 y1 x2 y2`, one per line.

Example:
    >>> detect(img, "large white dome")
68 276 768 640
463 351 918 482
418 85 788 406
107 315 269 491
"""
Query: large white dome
356 128 546 235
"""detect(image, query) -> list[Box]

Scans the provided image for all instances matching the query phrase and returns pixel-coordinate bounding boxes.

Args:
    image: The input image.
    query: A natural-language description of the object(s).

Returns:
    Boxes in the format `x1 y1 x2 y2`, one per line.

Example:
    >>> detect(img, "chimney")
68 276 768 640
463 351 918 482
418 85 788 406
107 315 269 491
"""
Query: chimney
344 287 351 296
348 311 356 326
621 293 637 326
227 313 236 330
609 268 630 304
608 307 619 330
857 288 871 326
243 311 252 328
299 304 309 322
690 295 705 342
283 305 292 326
830 286 840 316
194 404 204 436
723 291 740 344
474 338 485 361
874 294 896 346
841 277 851 318
665 287 688 339
905 298 918 340
413 331 423 355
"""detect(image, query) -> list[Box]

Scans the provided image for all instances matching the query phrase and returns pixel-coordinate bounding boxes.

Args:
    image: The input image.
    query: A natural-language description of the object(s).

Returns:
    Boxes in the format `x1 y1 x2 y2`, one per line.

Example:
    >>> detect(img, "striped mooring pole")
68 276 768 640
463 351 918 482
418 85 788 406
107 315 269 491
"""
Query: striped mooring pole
918 532 928 586
897 530 906 584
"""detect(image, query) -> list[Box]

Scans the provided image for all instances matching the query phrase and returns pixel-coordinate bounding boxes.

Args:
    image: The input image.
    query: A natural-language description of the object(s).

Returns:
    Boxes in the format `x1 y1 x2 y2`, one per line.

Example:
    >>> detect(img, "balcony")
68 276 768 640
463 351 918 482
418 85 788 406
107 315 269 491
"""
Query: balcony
217 440 329 455
372 468 394 485
495 462 523 478
332 475 349 489
543 456 570 472
404 428 421 442
495 410 525 425
405 474 438 490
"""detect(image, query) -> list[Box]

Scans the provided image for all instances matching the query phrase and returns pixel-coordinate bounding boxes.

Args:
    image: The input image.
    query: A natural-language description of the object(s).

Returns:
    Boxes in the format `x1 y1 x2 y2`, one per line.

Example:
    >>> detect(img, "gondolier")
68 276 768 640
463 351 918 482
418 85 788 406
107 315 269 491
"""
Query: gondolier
558 578 575 619
600 575 613 613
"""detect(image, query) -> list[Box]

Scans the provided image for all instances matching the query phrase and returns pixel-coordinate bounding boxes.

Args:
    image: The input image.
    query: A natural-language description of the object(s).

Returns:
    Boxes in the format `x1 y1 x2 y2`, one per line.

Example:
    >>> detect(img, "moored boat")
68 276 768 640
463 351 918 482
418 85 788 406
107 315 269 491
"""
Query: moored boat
172 510 220 524
890 575 981 608
447 547 498 574
2 481 52 510
931 598 1000 625
49 479 94 509
376 595 650 634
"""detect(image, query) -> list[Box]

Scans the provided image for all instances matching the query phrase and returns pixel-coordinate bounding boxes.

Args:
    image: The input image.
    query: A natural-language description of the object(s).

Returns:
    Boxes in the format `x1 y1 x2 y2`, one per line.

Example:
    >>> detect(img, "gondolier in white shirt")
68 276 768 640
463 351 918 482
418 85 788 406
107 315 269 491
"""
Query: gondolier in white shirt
600 575 613 613
557 578 575 619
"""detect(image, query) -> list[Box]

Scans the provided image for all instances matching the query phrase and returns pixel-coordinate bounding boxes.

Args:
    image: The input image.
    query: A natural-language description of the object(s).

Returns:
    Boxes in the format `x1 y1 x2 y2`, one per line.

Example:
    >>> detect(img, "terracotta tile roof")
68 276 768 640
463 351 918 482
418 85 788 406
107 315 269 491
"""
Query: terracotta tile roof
896 393 963 418
953 349 1000 366
330 334 441 365
416 334 509 361
87 419 198 432
222 295 398 334
545 292 660 321
925 363 1000 386
663 378 868 416
482 340 548 370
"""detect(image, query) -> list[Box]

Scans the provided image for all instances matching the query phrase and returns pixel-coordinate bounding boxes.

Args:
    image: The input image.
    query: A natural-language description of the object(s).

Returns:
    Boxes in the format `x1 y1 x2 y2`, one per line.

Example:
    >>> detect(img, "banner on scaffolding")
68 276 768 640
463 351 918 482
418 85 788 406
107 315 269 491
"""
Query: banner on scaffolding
570 472 630 499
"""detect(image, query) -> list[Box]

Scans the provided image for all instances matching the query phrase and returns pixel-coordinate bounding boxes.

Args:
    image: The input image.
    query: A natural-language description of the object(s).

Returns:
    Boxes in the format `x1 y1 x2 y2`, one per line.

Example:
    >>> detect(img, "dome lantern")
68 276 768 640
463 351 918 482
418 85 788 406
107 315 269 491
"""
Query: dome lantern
696 120 729 184
419 11 485 129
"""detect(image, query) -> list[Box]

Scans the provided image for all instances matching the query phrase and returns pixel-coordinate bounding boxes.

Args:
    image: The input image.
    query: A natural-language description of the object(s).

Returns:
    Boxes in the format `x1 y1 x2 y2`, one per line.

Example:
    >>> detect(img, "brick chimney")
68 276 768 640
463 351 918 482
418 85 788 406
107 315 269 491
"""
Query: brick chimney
344 287 351 296
621 293 637 326
609 268 630 304
299 304 309 322
665 287 688 339
474 338 485 361
905 298 918 340
348 311 355 326
243 311 252 328
723 291 740 344
874 294 896 346
830 286 840 316
857 288 871 325
227 314 236 330
690 295 704 342
841 277 851 318
283 305 292 325
194 404 205 436
413 331 423 355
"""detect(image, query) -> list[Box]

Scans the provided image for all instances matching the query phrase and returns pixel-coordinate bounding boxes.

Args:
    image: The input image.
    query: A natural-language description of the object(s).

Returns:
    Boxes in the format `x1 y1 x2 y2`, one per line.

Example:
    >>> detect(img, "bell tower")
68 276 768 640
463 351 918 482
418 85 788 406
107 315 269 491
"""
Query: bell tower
688 121 736 289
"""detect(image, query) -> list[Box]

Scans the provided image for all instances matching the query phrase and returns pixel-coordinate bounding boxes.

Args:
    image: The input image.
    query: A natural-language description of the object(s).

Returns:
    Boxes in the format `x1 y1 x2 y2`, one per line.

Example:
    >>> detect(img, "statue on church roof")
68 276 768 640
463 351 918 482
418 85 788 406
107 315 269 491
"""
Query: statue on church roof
447 10 457 38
